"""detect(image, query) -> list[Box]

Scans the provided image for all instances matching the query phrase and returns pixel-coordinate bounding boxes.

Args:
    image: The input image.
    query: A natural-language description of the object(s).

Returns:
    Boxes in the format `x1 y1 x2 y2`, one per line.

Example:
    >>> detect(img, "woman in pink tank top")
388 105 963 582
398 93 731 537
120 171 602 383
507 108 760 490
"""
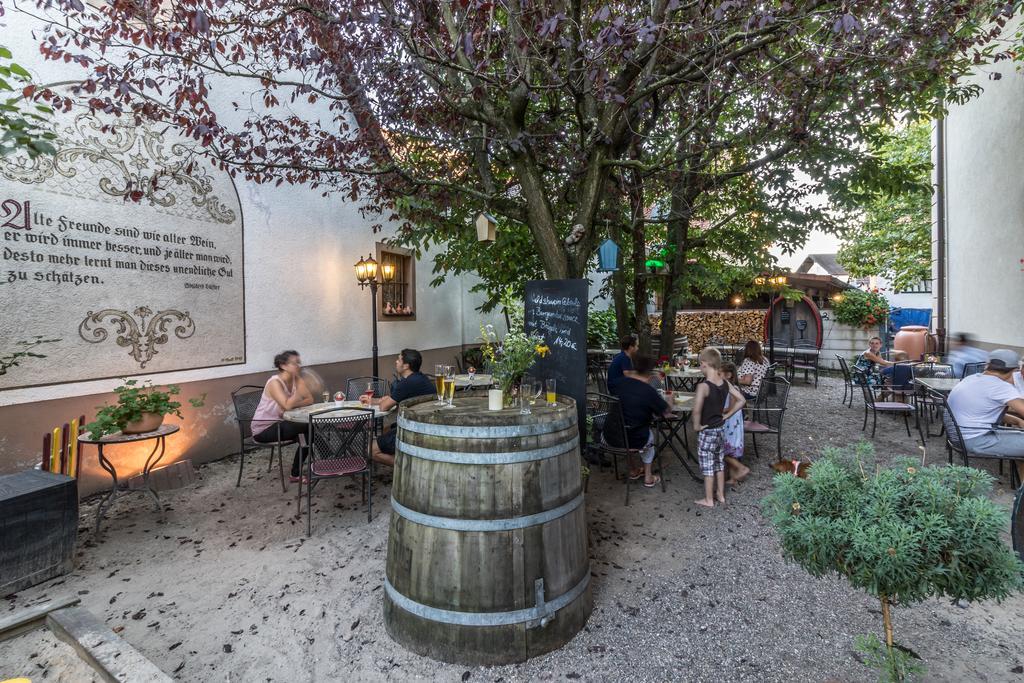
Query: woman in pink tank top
252 350 314 480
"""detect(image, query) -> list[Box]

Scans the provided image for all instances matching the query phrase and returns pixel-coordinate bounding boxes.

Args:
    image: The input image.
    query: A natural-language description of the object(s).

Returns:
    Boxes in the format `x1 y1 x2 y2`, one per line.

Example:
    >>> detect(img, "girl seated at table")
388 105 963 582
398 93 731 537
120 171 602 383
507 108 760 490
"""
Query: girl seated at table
720 362 750 484
251 350 315 482
854 336 912 389
737 340 770 400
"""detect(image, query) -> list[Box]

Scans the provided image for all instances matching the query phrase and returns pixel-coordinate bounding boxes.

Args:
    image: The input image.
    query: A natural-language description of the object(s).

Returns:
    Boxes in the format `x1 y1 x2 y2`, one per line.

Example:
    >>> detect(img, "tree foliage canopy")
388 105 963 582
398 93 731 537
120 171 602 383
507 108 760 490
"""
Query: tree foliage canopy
13 0 1019 323
836 122 933 292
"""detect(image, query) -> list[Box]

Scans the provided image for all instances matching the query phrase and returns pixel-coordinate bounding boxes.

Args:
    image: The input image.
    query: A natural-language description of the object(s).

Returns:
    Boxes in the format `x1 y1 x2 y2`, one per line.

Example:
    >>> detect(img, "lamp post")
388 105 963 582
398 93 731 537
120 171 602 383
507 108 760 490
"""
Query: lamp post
355 253 395 377
754 275 788 364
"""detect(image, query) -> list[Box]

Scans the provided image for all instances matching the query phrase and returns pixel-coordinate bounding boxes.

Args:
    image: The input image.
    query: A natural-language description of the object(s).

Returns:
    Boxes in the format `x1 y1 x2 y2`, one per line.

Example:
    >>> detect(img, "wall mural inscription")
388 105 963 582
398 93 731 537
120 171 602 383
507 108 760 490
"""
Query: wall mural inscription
0 110 245 389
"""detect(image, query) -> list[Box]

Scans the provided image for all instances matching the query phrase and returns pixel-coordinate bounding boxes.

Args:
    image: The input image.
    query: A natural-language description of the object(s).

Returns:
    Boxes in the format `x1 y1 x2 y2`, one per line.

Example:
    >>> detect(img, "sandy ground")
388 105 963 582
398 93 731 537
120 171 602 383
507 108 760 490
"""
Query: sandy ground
2 626 103 682
3 375 1023 682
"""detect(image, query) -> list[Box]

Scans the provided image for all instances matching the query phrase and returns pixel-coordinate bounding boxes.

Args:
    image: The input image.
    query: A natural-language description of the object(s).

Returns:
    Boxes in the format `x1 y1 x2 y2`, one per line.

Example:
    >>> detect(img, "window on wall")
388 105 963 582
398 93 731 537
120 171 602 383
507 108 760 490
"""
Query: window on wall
896 280 933 294
376 243 416 321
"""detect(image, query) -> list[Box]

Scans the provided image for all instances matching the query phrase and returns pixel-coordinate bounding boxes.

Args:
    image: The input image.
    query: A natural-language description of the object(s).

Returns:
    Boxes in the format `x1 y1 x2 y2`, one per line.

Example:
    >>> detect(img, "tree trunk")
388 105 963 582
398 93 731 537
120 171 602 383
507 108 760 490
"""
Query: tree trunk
659 181 694 356
609 220 632 341
626 173 650 354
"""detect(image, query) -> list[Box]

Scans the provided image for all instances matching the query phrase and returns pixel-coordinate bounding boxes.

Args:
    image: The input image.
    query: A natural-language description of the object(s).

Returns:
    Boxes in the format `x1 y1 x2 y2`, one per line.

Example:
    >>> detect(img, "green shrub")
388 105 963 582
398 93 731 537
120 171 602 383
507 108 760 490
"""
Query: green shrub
587 308 618 349
86 379 206 439
833 289 890 329
763 443 1024 682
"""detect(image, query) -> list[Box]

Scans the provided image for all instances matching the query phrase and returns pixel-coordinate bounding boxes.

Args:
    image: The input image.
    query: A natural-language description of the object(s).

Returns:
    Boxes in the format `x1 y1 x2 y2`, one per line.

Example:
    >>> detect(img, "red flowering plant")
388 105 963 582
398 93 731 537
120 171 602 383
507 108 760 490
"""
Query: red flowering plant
833 289 890 329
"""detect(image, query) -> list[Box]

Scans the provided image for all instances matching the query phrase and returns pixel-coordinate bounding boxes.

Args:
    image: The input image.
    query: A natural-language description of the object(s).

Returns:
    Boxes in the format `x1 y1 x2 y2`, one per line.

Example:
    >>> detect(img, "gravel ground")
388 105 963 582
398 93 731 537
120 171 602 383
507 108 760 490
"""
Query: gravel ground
4 375 1023 682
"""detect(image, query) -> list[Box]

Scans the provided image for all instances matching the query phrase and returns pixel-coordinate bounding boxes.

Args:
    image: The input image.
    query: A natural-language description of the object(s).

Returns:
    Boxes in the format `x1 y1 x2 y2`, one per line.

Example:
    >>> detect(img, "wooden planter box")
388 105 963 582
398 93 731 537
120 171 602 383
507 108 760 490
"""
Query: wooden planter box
0 470 78 596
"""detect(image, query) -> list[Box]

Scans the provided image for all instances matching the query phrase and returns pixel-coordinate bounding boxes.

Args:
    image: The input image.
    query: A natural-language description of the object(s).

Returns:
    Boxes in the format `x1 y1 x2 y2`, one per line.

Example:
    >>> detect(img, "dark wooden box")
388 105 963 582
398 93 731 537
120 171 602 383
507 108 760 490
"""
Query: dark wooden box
1 470 78 596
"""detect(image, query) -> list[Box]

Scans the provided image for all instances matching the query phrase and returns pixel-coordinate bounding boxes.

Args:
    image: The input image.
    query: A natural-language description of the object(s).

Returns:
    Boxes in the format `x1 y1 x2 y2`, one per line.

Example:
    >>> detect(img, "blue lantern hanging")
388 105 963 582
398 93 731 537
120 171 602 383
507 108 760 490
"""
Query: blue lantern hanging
597 238 620 272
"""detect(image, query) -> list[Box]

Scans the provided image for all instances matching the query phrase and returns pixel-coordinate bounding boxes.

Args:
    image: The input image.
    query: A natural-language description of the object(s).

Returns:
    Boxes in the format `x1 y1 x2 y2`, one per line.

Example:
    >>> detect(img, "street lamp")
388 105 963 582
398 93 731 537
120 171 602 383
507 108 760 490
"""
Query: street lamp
354 253 395 377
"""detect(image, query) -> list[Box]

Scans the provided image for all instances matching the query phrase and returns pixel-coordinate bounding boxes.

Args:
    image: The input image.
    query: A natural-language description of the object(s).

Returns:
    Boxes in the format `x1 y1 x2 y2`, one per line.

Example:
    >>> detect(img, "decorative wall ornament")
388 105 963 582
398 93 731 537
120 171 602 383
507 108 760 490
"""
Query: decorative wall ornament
0 113 235 224
79 307 196 368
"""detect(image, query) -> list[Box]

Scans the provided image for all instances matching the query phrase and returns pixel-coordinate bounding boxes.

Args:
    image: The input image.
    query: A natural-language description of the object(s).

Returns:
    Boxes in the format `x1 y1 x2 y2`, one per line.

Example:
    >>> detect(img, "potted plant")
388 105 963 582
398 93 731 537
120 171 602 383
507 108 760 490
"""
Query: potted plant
479 324 548 407
86 379 205 439
764 443 1023 682
832 289 890 329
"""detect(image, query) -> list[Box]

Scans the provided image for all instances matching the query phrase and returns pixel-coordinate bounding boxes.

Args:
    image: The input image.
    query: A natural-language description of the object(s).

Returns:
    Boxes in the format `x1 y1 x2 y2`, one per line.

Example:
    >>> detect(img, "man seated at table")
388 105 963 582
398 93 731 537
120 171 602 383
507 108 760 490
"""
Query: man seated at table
947 349 1024 480
602 353 672 488
360 348 435 466
608 334 638 394
947 333 988 378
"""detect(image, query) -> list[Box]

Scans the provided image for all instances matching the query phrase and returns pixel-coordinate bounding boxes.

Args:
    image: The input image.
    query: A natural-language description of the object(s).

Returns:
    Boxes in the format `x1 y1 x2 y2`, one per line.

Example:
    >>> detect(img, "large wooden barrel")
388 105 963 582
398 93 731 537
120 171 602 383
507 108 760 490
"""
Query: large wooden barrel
384 394 592 665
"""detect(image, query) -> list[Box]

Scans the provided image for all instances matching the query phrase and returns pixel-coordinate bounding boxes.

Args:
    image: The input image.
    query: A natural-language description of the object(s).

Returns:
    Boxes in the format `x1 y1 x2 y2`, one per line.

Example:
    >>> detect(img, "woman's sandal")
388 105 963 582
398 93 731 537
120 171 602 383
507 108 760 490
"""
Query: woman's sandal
643 475 662 488
628 470 644 480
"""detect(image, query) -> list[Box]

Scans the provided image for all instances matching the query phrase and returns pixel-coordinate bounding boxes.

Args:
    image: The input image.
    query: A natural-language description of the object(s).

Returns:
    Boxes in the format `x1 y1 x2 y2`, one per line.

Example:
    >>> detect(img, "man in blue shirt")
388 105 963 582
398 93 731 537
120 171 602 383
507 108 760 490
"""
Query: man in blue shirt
361 348 435 466
607 334 638 394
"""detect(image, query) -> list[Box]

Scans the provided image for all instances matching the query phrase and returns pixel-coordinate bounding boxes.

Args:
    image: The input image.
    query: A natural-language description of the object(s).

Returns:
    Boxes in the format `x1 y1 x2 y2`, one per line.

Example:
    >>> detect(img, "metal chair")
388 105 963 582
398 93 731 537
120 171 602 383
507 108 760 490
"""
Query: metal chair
586 392 665 505
788 340 819 387
912 363 955 434
296 407 374 535
231 385 290 492
743 376 790 460
961 362 986 379
345 376 389 401
836 355 856 407
853 370 922 444
587 359 610 395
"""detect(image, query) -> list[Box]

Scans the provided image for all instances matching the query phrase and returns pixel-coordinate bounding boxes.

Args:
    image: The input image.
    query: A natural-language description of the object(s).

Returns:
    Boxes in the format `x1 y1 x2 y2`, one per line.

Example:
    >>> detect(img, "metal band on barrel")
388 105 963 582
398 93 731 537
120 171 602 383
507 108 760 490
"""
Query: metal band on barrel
396 436 578 465
397 414 576 439
390 492 584 531
385 572 590 627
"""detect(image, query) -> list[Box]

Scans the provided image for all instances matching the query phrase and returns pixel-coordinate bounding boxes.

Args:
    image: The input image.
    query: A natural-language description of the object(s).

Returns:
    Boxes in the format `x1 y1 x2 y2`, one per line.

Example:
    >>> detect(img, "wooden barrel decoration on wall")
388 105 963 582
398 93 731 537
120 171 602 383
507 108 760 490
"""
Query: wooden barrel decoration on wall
384 394 592 665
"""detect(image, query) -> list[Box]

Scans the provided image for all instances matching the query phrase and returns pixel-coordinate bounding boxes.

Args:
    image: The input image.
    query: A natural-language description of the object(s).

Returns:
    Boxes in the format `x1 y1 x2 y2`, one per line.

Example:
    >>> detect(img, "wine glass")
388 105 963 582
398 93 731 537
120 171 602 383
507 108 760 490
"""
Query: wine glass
333 390 346 406
434 364 446 405
444 365 457 408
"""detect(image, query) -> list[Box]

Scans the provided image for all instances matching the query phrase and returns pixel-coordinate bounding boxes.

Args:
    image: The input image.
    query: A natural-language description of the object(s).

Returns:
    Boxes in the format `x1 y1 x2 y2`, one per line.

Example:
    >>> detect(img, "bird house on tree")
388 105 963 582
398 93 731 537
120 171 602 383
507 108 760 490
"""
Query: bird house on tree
597 239 620 272
475 212 497 242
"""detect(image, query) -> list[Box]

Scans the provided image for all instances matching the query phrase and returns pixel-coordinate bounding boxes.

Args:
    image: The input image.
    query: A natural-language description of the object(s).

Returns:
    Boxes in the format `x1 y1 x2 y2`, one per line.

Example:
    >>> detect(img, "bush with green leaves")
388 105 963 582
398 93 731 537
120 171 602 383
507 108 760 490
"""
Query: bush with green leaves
832 289 890 329
86 379 205 439
587 308 617 350
764 443 1023 682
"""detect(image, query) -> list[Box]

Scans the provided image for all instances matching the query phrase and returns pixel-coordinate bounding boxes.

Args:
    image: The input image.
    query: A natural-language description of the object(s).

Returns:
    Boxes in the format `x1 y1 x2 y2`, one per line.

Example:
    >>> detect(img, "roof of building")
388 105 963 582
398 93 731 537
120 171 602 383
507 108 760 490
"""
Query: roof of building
796 253 848 276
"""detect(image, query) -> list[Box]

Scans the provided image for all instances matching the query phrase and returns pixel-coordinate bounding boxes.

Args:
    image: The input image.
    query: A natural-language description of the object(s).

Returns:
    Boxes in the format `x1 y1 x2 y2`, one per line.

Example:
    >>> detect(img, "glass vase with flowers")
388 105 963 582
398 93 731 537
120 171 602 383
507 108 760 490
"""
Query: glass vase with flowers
480 324 549 407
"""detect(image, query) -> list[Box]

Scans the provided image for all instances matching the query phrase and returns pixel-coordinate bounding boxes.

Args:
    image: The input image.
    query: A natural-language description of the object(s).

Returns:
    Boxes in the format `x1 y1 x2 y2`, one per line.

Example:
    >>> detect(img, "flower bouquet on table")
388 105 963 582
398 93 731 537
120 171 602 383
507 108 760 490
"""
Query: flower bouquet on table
480 324 549 407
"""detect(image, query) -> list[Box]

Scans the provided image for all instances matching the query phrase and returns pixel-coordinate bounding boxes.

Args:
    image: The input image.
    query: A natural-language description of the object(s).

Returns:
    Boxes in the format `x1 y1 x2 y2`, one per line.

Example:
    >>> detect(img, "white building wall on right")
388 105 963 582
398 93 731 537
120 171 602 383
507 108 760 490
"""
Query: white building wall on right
940 57 1024 352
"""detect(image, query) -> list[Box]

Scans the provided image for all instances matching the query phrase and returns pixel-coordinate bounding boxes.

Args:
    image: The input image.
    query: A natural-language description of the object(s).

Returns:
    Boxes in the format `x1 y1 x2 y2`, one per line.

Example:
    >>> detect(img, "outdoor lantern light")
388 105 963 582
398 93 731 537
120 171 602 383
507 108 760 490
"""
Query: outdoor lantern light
731 295 743 308
597 238 620 272
475 212 497 242
363 255 379 281
354 256 368 283
381 262 396 282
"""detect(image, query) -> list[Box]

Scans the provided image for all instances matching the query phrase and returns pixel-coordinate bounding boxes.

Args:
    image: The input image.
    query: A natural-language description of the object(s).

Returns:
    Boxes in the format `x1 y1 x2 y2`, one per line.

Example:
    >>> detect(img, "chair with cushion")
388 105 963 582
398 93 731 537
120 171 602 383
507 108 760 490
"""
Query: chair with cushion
297 407 374 536
231 385 290 492
345 376 389 402
836 355 856 407
961 361 987 379
586 392 664 505
854 370 922 444
743 376 790 460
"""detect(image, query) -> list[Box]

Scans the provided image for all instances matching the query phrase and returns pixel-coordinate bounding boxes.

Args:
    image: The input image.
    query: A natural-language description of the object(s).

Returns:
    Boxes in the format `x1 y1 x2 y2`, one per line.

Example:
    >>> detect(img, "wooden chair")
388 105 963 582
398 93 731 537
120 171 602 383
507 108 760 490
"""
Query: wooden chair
297 407 374 535
231 385 290 492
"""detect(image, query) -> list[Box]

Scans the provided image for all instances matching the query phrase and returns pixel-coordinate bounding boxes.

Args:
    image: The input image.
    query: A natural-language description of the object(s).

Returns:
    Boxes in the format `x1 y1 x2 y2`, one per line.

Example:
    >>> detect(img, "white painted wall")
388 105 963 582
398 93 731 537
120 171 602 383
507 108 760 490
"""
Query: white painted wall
0 10 497 407
938 41 1024 352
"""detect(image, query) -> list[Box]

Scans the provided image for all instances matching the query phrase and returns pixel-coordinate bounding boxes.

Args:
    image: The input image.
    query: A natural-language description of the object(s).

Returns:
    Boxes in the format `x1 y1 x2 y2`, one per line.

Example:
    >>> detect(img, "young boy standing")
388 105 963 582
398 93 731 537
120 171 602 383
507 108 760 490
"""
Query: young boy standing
691 348 747 508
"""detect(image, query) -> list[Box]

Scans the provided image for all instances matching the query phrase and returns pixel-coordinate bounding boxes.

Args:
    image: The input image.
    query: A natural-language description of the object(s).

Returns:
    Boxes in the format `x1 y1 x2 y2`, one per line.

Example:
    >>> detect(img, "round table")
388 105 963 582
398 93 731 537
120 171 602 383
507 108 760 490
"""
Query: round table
283 401 392 423
78 423 179 534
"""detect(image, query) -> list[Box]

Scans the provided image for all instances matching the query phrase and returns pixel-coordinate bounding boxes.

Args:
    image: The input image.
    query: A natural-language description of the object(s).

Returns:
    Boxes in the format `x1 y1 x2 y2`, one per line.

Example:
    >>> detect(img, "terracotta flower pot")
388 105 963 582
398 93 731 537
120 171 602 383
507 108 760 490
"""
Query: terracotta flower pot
121 412 164 434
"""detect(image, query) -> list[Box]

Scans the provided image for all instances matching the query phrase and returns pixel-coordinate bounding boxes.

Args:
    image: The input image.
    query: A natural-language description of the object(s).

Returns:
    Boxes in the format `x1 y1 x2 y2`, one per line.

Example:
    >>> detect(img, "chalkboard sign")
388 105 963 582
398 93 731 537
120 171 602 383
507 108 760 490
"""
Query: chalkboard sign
524 279 588 434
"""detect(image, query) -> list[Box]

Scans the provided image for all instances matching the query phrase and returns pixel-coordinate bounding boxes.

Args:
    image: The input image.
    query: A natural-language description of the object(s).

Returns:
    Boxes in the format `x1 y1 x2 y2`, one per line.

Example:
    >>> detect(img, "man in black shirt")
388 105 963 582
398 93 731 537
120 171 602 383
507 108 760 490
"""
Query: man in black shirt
602 353 672 488
361 348 435 465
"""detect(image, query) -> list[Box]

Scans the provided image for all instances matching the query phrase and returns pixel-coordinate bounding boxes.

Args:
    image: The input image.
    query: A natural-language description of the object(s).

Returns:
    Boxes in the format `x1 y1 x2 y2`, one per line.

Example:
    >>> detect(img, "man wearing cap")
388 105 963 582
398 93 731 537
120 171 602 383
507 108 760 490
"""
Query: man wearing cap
947 349 1024 478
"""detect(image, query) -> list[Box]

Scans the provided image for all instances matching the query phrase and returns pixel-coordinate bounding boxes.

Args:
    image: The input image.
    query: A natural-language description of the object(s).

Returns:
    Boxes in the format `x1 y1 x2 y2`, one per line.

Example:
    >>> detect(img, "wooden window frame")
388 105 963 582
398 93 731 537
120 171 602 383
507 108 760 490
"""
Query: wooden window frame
376 243 416 322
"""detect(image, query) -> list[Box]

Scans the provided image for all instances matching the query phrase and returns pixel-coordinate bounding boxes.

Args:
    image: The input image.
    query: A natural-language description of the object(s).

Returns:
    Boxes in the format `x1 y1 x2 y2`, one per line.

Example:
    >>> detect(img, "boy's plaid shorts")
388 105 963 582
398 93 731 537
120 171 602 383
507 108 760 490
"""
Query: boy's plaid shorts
697 427 725 476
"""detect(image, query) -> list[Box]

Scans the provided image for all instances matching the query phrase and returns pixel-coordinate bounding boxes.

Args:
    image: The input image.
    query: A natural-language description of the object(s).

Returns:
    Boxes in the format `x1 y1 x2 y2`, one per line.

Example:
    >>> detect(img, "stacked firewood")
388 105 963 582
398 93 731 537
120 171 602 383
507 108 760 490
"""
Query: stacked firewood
649 310 766 352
